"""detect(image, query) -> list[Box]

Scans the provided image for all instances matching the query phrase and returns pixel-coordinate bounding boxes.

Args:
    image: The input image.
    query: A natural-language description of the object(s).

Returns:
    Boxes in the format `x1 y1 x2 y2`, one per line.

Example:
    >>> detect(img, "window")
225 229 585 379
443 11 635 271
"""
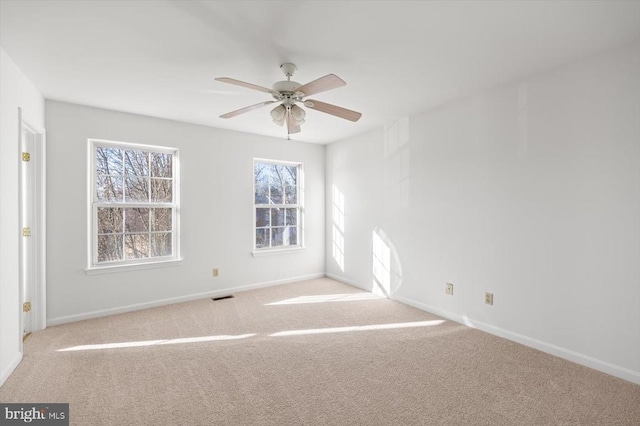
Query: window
88 139 179 269
253 159 303 251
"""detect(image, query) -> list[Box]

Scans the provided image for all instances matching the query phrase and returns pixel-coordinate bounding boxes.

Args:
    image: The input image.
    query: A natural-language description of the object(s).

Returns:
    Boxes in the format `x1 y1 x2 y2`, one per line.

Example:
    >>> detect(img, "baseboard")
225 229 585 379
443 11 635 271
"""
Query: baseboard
43 272 640 385
0 351 23 388
392 294 640 385
325 273 369 291
47 272 325 326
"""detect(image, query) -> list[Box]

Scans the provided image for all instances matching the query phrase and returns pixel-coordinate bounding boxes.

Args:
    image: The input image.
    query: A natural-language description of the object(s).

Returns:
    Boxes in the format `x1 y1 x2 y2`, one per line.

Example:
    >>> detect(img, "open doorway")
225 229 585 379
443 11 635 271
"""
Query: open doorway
19 108 46 348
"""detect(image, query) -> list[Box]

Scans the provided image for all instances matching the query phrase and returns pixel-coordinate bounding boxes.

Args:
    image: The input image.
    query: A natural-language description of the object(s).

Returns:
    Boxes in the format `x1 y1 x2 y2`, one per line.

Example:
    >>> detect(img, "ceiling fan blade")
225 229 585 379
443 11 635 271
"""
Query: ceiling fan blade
304 99 362 122
215 77 274 94
297 74 346 97
286 112 301 134
220 101 276 119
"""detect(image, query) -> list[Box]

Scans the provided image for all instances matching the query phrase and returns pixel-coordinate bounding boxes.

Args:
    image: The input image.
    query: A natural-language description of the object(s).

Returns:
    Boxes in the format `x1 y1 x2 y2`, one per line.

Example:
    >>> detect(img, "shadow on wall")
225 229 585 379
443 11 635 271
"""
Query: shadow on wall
371 228 403 298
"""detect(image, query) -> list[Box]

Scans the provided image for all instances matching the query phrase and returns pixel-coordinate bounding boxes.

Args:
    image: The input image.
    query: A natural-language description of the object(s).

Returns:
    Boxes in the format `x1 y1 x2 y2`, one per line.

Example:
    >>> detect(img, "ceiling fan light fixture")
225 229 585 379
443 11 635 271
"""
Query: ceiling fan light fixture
290 104 306 125
270 104 286 126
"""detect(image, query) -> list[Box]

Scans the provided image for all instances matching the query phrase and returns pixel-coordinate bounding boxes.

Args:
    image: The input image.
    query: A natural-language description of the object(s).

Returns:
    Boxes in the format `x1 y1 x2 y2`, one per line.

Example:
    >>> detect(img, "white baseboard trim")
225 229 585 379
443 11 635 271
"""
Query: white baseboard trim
392 294 640 385
325 273 369 291
48 272 325 327
0 351 23 388
44 272 640 385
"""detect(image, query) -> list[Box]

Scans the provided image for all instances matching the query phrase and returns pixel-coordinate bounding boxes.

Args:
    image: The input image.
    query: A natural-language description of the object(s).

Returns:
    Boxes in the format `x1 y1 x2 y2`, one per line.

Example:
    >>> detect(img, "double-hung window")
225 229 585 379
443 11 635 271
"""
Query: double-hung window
253 159 303 252
88 139 179 269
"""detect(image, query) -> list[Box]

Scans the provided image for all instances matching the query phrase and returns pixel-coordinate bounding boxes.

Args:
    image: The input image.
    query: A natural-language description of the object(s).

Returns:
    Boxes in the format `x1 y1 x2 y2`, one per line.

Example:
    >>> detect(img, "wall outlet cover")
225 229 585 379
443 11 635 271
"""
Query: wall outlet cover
485 292 494 305
446 283 454 295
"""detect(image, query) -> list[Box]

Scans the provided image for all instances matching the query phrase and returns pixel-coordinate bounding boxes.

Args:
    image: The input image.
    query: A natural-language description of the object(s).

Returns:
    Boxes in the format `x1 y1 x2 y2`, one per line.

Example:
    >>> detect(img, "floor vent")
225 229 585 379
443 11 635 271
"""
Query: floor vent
211 295 234 301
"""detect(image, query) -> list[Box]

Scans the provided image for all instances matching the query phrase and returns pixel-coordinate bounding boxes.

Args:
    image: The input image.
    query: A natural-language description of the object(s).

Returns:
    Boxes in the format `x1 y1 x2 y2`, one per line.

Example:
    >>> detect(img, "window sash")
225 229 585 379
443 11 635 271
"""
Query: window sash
253 159 303 251
91 204 178 265
89 139 179 268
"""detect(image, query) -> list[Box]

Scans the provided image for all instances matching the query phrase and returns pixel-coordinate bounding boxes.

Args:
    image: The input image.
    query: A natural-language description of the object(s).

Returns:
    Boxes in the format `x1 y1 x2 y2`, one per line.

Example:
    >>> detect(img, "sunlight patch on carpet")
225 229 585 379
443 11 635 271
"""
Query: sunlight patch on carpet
58 333 256 352
265 293 382 305
269 320 445 337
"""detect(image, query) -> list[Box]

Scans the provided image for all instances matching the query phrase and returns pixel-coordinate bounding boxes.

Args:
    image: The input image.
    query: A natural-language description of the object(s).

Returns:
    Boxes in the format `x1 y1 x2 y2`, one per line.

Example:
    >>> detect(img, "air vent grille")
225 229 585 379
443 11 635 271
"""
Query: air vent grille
211 295 234 302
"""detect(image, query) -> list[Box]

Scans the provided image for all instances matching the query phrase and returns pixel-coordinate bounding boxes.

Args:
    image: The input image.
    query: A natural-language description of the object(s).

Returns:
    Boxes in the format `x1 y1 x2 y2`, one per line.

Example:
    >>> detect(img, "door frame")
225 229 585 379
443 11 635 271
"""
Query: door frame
18 107 47 350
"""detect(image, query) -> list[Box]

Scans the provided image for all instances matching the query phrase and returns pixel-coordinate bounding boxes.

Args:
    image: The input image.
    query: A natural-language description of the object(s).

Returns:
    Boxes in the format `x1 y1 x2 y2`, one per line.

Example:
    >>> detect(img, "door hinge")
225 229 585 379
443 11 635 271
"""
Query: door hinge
23 302 31 312
22 152 30 162
22 227 31 237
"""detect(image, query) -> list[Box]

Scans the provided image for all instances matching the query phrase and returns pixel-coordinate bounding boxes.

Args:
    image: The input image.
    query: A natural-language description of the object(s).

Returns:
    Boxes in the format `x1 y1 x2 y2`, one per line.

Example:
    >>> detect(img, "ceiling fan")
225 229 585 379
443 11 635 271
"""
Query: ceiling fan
215 63 362 137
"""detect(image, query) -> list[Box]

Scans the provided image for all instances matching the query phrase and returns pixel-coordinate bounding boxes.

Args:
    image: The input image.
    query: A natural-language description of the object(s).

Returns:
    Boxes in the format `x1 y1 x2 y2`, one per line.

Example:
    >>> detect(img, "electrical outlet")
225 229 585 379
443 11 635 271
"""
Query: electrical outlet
485 292 493 305
446 283 454 296
212 268 219 277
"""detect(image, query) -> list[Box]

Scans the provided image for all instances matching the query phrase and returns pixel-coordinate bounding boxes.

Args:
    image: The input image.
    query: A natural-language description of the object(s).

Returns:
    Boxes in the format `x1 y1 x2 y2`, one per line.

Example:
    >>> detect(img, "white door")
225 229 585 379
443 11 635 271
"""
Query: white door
19 115 46 342
20 126 36 338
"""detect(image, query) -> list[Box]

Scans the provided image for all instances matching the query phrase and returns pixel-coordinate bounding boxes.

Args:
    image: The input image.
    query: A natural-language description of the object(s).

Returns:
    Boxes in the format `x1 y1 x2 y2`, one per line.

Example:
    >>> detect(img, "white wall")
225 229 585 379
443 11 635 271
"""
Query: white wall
0 48 45 386
325 42 640 384
45 101 325 324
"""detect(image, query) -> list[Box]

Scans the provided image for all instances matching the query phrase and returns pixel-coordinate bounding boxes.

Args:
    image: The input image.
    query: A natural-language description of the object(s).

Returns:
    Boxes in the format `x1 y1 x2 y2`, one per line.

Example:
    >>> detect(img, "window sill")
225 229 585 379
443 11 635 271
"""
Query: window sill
251 246 305 257
85 258 183 275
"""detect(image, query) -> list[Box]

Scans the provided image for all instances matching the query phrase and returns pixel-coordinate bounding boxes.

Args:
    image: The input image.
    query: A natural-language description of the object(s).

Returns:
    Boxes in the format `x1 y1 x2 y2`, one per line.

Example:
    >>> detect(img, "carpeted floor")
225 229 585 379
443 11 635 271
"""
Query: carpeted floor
1 277 639 425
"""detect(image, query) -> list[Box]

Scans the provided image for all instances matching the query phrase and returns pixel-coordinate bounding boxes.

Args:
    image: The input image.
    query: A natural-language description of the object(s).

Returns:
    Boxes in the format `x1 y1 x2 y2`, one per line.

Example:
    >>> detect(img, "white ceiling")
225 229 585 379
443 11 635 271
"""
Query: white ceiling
1 1 639 144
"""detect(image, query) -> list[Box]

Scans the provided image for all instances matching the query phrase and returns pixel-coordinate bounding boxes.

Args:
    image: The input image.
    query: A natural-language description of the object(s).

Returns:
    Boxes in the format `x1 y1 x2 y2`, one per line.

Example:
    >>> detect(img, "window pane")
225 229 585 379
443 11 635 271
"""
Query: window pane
284 165 297 204
151 178 172 202
152 208 172 232
254 163 269 204
125 208 149 233
98 234 123 262
256 228 269 248
271 227 284 247
151 232 172 256
125 177 149 202
269 164 284 204
97 175 123 202
286 208 297 226
253 161 301 251
97 208 123 233
287 226 298 246
124 150 149 176
256 208 270 227
125 234 149 259
151 152 172 178
93 142 178 266
271 208 284 227
97 147 123 176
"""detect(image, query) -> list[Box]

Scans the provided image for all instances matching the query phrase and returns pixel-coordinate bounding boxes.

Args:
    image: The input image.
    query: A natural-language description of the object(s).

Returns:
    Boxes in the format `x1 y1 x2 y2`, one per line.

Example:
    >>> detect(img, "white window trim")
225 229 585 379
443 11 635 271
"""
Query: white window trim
252 158 305 255
85 258 182 275
86 138 181 273
251 246 305 257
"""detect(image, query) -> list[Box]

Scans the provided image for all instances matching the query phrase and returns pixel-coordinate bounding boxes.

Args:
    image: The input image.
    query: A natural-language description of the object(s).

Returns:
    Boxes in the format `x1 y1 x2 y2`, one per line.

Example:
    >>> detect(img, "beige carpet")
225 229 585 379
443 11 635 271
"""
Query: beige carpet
1 277 639 425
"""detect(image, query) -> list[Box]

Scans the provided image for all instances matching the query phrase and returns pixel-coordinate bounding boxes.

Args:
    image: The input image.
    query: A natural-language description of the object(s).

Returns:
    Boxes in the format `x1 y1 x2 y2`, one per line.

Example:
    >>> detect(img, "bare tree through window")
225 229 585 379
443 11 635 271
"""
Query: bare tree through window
91 141 178 266
254 160 301 250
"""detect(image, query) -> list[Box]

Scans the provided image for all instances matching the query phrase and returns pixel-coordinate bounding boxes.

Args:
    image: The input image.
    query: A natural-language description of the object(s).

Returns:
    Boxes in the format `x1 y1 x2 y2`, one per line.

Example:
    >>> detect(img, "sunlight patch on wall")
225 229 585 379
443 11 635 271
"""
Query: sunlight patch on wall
372 229 391 297
371 228 404 297
332 184 345 271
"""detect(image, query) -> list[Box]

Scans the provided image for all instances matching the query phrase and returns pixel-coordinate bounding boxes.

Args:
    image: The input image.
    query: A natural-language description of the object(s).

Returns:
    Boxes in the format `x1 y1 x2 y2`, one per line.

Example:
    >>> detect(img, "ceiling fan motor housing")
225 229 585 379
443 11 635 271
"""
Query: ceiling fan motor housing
272 80 301 94
280 62 297 77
